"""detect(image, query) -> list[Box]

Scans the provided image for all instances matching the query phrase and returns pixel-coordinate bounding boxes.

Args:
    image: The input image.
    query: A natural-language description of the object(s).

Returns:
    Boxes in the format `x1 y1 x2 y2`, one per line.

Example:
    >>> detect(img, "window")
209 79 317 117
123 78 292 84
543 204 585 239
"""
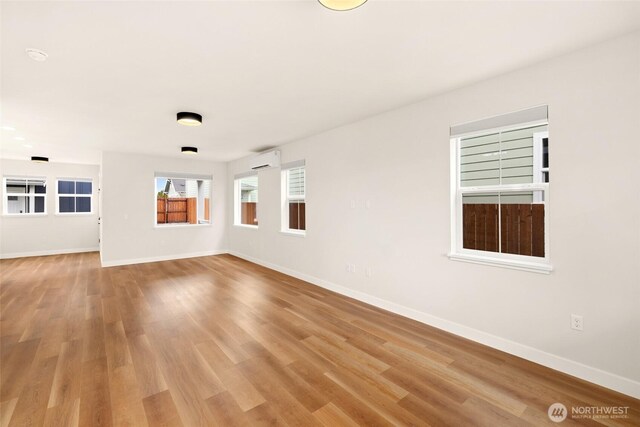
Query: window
155 175 211 226
281 162 306 234
3 177 47 215
234 174 259 227
449 106 551 273
57 179 92 213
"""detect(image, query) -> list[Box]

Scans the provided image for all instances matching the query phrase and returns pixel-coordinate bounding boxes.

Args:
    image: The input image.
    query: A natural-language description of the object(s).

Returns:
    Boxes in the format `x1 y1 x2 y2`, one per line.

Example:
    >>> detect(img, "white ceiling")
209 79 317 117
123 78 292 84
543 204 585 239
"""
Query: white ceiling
2 1 639 164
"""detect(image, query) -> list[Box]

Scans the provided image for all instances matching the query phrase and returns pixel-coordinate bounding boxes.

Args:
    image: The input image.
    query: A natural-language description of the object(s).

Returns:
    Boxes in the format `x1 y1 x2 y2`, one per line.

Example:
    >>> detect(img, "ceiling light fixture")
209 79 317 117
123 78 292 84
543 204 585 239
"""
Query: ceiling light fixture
31 156 49 163
318 0 367 11
181 146 198 154
26 48 48 62
14 136 25 141
177 112 202 126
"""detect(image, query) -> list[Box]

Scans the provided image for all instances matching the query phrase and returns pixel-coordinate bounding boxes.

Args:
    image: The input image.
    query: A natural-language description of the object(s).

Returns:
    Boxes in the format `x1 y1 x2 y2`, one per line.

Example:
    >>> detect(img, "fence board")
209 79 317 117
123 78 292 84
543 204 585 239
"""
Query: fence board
485 204 498 252
532 204 545 257
519 204 533 256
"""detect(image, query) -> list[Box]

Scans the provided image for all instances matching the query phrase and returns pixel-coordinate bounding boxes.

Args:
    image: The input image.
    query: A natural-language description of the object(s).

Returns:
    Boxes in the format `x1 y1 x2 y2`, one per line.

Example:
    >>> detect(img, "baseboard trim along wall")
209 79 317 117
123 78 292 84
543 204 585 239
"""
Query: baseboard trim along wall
100 250 228 268
0 247 100 260
227 250 640 399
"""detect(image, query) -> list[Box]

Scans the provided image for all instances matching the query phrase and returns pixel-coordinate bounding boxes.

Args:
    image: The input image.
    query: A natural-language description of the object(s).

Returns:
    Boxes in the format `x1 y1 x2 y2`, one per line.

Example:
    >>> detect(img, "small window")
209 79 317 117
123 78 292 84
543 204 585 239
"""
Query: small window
57 179 93 214
234 175 259 227
450 106 551 273
3 177 47 215
155 176 211 226
282 164 305 234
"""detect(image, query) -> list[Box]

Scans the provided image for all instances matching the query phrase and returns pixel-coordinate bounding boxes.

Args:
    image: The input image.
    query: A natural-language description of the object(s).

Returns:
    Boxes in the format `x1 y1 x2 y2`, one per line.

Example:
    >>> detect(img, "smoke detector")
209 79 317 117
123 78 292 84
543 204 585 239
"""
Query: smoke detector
26 48 48 62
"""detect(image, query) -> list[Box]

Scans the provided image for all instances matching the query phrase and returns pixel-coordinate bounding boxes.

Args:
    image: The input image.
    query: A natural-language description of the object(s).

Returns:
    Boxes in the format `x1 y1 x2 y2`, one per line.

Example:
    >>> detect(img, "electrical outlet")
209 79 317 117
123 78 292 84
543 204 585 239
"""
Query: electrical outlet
571 314 583 331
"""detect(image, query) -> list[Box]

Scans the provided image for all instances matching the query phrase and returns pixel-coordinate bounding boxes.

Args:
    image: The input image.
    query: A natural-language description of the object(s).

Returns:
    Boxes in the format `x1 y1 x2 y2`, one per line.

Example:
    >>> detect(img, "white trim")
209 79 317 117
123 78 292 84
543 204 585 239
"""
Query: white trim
100 249 227 267
448 252 552 273
154 223 212 229
233 224 259 230
279 230 306 238
450 105 548 137
226 250 640 399
0 247 99 259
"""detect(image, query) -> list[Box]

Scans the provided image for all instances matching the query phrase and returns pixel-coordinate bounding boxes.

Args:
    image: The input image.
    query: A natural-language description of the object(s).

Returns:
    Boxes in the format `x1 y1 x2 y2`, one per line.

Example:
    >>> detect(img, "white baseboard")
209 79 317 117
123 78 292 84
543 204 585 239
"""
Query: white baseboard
227 250 640 399
100 250 228 267
0 247 99 260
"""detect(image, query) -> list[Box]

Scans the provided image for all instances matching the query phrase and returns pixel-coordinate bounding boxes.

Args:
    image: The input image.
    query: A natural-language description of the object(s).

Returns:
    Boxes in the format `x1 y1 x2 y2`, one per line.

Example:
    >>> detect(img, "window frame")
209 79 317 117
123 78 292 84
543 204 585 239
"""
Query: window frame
449 119 552 273
154 175 212 228
55 178 94 215
2 176 48 216
281 165 306 236
234 174 259 229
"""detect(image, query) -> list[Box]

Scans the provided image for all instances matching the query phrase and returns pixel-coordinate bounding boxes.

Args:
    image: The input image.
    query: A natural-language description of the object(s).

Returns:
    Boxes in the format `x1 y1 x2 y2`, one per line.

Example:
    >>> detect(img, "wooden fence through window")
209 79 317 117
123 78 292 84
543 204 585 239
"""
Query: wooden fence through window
241 202 258 225
157 198 198 224
463 204 545 257
289 202 306 230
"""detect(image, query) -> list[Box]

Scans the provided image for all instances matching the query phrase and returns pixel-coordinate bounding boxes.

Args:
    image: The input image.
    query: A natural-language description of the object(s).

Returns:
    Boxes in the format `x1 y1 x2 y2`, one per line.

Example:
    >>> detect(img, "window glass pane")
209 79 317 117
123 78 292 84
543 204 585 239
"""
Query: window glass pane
59 197 75 213
240 176 258 202
34 185 46 194
288 168 305 198
500 192 545 257
6 185 27 194
196 179 211 224
460 125 547 187
462 193 499 253
460 133 500 187
76 181 92 194
58 180 75 194
239 176 258 226
34 196 45 213
543 137 549 168
288 202 305 231
7 195 27 213
463 192 545 258
76 197 91 213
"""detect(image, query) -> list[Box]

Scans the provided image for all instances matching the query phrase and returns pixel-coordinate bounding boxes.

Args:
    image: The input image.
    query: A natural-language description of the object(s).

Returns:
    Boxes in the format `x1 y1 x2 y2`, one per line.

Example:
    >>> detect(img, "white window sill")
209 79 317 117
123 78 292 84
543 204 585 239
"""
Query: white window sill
280 230 306 237
154 223 212 229
55 212 95 216
448 252 553 274
2 213 48 217
234 224 259 230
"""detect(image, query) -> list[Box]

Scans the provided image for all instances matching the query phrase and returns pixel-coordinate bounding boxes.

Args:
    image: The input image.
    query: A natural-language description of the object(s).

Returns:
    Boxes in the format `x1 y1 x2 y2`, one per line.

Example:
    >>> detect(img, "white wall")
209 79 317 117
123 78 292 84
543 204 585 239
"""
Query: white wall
0 159 100 258
227 33 640 396
101 151 227 266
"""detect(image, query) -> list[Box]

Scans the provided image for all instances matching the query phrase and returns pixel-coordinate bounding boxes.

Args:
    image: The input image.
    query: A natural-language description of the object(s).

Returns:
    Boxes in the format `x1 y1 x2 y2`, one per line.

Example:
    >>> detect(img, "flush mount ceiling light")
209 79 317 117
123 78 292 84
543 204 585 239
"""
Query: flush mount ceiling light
31 156 49 163
26 48 48 62
177 112 202 126
181 146 198 154
318 0 367 11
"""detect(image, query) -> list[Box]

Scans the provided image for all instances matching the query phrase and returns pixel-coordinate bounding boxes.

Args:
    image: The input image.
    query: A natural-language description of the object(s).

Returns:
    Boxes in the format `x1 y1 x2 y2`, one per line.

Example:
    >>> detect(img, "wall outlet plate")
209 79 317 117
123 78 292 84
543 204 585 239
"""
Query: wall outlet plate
571 314 583 331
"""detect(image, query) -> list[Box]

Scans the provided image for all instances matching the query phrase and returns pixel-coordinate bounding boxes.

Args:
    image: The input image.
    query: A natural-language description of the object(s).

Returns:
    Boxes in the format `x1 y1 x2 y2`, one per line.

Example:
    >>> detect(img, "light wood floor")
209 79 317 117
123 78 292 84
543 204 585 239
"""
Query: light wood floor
1 253 638 426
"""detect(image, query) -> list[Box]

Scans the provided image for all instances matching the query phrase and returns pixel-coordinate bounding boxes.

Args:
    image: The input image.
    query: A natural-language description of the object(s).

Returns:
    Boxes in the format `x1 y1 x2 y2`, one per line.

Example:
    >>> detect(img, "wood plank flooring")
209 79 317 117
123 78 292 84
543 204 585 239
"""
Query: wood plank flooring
1 252 638 426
